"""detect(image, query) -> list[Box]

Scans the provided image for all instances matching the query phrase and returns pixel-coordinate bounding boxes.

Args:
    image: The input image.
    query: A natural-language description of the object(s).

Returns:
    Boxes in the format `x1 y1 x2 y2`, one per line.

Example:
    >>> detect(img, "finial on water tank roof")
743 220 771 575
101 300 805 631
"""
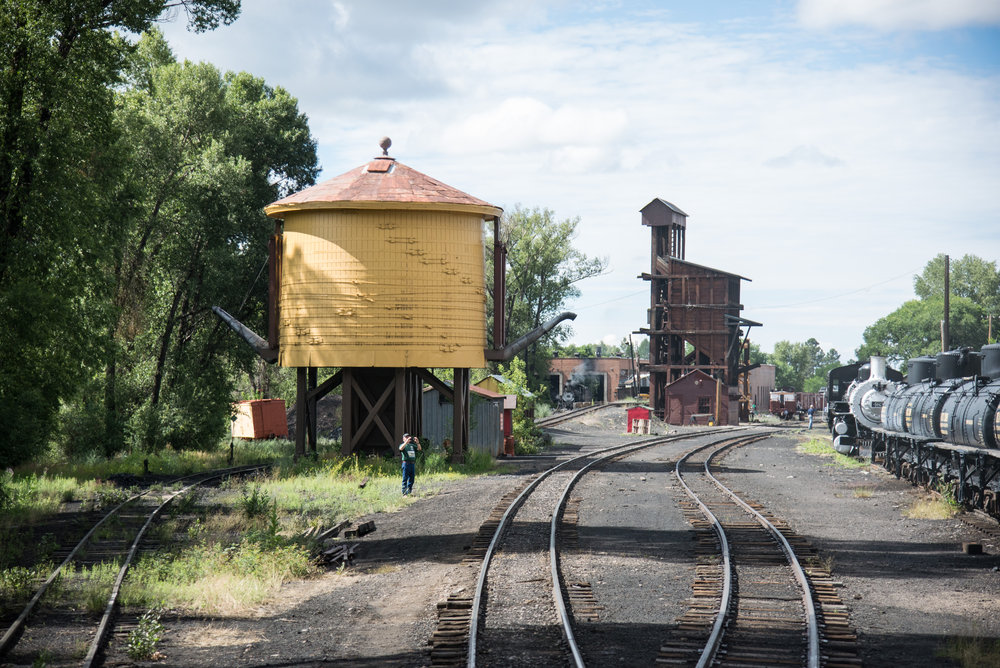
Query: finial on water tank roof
379 136 392 156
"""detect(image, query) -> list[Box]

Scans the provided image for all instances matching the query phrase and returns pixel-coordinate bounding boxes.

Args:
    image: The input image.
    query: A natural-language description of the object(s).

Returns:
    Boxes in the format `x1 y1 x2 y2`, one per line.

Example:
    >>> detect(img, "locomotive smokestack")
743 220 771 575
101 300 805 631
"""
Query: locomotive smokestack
869 356 888 382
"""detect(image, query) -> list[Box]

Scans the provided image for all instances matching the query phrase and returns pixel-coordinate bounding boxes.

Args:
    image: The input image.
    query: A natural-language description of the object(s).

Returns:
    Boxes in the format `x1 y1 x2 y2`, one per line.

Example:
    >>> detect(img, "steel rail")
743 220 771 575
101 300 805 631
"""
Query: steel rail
673 436 752 668
546 430 733 667
704 440 821 668
534 402 627 429
466 433 671 668
675 432 818 668
81 464 269 667
0 464 266 661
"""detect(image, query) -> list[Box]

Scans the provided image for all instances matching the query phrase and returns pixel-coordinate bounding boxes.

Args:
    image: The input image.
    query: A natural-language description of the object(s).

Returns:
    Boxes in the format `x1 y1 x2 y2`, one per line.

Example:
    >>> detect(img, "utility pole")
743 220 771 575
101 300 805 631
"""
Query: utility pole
942 254 950 352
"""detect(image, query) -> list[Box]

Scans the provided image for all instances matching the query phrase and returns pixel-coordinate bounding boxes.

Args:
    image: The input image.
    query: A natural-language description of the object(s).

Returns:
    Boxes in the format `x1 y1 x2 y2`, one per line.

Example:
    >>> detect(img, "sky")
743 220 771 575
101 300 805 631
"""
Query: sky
156 0 1000 362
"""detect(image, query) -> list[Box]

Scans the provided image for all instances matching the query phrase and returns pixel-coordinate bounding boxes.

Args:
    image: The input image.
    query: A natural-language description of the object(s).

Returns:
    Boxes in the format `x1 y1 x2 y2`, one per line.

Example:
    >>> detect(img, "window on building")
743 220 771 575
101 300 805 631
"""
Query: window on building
698 397 711 413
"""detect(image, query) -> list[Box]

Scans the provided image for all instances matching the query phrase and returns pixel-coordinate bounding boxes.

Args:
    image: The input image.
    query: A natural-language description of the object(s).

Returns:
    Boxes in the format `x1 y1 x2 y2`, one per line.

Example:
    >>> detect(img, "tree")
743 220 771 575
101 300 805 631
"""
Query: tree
770 338 840 391
489 206 607 388
0 0 241 466
83 31 317 455
913 254 1000 316
856 296 986 366
496 356 548 454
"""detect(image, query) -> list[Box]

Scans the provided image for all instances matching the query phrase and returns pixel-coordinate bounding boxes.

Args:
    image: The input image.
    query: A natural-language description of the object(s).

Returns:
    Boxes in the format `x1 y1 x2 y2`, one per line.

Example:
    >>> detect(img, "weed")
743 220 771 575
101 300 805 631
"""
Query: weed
938 635 1000 667
170 490 200 517
0 564 51 612
796 437 870 469
91 483 134 511
852 486 875 499
187 518 204 541
239 484 273 519
31 649 54 667
903 495 958 520
935 480 963 512
126 609 165 660
246 501 282 549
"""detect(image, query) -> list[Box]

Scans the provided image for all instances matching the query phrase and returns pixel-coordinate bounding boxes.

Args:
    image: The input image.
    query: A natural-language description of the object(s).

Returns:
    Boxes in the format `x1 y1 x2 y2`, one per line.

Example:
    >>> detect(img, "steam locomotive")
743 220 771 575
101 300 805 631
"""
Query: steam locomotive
826 344 1000 514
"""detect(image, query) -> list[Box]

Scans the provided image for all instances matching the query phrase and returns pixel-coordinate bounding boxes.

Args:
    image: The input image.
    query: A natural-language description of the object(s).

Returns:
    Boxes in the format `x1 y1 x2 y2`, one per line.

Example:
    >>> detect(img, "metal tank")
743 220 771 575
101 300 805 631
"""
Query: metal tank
264 148 501 370
215 139 575 458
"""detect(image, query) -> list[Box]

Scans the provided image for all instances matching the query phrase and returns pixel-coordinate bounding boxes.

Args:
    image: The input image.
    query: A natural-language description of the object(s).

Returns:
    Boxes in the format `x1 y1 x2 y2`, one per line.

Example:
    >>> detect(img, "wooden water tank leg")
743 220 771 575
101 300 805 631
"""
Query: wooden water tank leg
341 369 354 456
295 367 306 460
410 369 422 439
394 368 406 447
452 368 469 464
308 367 318 455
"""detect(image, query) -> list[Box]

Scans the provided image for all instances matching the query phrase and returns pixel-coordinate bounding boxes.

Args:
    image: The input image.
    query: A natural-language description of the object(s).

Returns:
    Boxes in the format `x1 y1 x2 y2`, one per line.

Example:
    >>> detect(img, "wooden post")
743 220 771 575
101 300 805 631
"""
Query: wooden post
714 376 721 425
452 368 469 463
308 367 318 455
295 367 306 460
394 368 406 449
341 368 354 456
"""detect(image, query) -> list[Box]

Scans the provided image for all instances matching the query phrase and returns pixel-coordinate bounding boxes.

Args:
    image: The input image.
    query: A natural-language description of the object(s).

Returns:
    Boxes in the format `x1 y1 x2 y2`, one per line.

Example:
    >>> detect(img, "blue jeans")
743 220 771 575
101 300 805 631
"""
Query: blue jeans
401 461 415 494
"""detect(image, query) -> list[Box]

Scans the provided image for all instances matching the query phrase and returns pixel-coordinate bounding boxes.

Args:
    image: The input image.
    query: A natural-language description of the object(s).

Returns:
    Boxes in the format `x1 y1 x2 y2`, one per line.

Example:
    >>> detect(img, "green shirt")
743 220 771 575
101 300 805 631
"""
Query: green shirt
401 442 419 462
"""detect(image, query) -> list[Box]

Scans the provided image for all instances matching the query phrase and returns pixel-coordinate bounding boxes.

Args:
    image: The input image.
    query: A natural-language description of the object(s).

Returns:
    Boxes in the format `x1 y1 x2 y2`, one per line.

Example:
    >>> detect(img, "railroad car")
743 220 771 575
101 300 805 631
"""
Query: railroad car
769 390 827 420
768 390 799 419
827 344 1000 515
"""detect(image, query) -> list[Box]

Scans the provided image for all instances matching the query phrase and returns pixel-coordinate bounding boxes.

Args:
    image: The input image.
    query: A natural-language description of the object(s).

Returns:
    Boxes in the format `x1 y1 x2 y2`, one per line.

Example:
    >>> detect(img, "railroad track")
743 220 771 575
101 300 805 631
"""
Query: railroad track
429 428 860 667
534 402 625 429
0 464 268 666
429 429 733 667
659 434 860 667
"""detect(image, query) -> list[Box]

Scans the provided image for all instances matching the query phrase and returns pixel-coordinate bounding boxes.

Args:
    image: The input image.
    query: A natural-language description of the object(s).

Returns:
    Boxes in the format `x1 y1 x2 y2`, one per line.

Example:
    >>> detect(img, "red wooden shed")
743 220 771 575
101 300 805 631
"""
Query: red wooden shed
663 370 732 426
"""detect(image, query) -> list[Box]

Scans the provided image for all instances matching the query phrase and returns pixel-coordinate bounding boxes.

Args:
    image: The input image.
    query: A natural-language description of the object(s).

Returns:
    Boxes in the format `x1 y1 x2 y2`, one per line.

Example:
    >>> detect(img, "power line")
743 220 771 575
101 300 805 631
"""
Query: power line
571 289 648 311
753 267 921 311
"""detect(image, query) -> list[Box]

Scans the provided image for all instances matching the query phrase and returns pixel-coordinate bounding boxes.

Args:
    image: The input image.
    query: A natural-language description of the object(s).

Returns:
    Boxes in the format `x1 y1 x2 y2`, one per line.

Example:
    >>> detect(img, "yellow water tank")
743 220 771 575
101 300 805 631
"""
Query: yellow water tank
265 148 502 369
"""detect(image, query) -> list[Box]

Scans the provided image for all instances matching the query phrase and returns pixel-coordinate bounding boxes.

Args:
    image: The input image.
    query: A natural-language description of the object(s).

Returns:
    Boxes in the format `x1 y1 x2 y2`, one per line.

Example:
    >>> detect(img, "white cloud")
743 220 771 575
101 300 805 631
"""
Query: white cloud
764 145 846 168
798 0 1000 31
155 2 1000 359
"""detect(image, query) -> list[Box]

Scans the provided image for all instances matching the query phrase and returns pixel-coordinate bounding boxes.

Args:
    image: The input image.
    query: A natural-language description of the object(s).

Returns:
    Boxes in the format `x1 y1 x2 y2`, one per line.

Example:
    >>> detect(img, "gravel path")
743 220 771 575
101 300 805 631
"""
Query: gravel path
110 411 1000 667
718 428 1000 667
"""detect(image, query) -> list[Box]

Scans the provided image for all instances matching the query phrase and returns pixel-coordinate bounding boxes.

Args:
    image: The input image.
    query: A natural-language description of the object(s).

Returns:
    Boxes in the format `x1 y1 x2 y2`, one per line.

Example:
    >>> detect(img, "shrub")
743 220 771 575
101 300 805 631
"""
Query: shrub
126 609 165 660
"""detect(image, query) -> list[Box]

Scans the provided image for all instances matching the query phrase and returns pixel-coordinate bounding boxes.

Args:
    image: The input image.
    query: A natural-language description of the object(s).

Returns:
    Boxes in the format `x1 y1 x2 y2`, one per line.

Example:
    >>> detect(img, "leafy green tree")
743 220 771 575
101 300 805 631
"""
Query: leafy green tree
856 296 986 365
84 31 317 455
747 342 768 366
770 338 840 391
0 0 241 467
636 337 649 360
913 254 1000 316
488 206 607 388
496 356 548 454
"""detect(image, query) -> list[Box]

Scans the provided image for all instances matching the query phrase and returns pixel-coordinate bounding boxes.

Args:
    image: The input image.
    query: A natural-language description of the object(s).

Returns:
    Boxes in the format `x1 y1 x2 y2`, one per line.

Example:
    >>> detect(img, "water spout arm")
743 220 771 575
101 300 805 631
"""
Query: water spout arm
212 306 278 363
484 312 576 362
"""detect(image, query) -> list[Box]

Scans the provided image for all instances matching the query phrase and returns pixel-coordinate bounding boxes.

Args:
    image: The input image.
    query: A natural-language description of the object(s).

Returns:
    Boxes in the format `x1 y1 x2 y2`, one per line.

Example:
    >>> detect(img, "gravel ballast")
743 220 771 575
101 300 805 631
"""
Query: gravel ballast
119 412 1000 667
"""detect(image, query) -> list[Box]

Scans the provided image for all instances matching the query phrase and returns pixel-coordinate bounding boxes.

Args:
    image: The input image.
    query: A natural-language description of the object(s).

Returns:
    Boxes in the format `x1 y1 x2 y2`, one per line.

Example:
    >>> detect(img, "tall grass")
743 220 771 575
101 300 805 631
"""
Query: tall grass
796 437 871 469
4 440 504 616
938 635 1000 667
122 541 314 614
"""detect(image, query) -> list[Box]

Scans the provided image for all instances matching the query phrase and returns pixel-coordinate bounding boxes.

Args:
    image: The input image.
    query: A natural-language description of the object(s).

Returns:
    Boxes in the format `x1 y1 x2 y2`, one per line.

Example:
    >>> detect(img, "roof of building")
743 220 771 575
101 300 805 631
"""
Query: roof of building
642 197 688 217
265 150 502 219
664 369 716 388
670 256 751 282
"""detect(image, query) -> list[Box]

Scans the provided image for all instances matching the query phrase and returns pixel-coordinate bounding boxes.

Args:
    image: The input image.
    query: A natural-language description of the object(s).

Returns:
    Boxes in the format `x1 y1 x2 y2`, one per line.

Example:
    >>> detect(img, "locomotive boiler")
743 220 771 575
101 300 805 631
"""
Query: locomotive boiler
827 344 1000 514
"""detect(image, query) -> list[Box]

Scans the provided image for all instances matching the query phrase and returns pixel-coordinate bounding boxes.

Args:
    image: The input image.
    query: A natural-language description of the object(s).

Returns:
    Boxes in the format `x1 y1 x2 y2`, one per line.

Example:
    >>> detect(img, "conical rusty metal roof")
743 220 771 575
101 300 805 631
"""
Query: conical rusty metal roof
265 153 502 219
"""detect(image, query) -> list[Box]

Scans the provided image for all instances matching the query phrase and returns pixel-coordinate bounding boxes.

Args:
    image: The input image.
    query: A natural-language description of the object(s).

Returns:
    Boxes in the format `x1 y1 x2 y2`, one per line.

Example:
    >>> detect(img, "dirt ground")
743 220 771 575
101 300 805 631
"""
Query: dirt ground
104 412 1000 667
